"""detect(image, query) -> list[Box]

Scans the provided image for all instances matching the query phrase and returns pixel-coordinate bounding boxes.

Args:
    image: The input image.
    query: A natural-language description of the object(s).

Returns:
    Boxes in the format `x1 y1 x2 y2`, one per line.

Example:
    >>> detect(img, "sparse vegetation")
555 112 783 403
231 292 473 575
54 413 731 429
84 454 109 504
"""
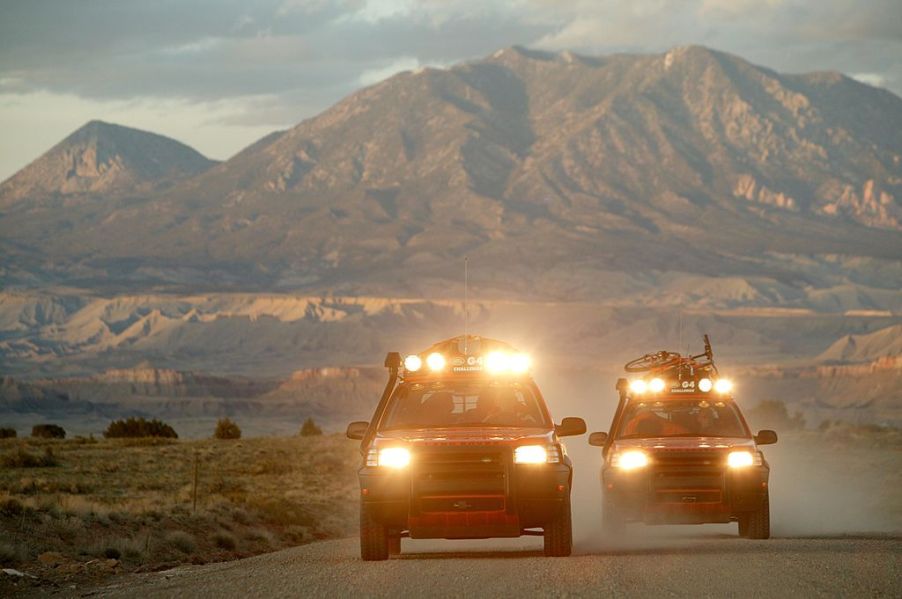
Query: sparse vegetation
1 446 58 468
299 417 322 437
0 427 16 439
214 418 241 440
104 417 178 439
0 434 358 589
31 424 66 439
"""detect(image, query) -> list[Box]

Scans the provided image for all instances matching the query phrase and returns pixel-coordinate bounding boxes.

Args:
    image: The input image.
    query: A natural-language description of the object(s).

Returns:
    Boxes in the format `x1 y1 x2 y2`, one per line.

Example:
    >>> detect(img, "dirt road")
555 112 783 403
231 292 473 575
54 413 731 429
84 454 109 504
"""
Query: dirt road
79 533 900 598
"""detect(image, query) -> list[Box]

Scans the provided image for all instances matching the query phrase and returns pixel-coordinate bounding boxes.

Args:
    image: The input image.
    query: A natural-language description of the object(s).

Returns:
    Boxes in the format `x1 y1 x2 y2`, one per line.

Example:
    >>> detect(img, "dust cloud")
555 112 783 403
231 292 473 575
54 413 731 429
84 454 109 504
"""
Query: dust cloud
536 368 902 551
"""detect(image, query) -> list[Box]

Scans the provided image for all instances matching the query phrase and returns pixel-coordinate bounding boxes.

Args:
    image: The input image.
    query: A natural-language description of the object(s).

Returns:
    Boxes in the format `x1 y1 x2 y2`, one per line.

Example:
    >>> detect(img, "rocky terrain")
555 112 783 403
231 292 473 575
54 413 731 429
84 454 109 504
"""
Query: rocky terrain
0 45 898 434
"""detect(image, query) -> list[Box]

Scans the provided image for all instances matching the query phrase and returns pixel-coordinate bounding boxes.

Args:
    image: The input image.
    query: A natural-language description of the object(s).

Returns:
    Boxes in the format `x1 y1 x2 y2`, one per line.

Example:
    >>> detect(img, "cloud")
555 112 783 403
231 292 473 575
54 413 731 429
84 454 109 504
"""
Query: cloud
0 0 899 180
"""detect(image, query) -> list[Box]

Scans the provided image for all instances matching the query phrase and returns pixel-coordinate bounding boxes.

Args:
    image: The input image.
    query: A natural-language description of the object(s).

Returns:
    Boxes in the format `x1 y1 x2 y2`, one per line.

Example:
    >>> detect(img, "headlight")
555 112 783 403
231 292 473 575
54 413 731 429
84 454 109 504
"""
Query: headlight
629 379 647 394
376 447 411 468
714 379 733 394
404 354 422 372
513 444 560 464
649 378 666 393
698 377 713 392
727 450 760 468
612 449 649 470
426 352 446 372
514 445 548 464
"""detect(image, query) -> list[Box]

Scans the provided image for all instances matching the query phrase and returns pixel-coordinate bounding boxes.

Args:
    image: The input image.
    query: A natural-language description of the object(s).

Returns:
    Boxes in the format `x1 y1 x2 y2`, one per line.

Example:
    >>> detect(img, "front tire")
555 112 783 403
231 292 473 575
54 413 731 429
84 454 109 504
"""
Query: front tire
360 503 389 560
388 529 402 555
544 499 573 557
739 492 770 540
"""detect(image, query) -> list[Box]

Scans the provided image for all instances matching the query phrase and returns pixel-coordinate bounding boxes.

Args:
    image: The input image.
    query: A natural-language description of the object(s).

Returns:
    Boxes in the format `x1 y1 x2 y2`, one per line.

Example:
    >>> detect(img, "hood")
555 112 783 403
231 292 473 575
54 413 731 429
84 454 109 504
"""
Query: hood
375 427 553 446
613 436 756 451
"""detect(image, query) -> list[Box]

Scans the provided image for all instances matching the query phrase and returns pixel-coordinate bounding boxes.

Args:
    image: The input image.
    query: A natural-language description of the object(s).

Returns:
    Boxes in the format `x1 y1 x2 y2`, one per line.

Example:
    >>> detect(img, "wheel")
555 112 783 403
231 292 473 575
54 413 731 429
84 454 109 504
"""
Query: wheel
360 503 389 560
738 517 749 538
602 496 625 536
739 492 770 540
543 499 572 557
388 529 401 555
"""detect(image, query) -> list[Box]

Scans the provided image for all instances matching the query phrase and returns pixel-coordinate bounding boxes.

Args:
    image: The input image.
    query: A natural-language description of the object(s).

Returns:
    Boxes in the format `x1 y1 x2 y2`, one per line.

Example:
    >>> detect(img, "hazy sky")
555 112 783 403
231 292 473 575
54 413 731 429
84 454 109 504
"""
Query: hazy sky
1 0 900 180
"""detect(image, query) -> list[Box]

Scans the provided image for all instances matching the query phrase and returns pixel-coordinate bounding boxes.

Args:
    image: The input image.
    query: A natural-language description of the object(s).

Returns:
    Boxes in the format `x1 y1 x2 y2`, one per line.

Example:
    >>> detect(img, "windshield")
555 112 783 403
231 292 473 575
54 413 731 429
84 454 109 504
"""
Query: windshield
381 381 550 429
617 399 749 439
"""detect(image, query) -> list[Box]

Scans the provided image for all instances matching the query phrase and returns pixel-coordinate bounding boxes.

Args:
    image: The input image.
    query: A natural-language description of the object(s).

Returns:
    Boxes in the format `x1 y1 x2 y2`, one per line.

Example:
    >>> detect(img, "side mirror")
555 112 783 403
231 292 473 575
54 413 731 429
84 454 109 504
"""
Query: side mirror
346 421 369 440
755 429 778 445
555 417 587 437
588 431 608 447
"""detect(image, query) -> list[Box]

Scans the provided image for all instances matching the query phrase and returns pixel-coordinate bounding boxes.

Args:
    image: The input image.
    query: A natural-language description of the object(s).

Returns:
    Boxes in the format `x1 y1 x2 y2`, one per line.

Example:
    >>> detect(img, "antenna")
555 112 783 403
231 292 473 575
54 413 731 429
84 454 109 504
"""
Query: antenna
464 256 469 354
678 309 683 355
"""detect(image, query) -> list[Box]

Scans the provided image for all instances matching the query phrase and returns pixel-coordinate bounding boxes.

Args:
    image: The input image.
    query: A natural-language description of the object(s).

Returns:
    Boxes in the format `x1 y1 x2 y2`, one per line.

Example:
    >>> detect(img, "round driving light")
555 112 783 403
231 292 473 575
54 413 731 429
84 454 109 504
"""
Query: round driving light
629 380 648 394
714 379 733 394
426 352 446 372
404 354 422 372
649 378 666 393
727 450 754 468
698 378 713 392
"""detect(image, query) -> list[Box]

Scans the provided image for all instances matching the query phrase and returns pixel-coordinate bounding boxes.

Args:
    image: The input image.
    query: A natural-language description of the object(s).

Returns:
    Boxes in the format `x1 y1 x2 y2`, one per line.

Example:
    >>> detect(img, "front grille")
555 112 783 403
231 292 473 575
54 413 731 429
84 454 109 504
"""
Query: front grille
411 447 510 513
650 450 726 504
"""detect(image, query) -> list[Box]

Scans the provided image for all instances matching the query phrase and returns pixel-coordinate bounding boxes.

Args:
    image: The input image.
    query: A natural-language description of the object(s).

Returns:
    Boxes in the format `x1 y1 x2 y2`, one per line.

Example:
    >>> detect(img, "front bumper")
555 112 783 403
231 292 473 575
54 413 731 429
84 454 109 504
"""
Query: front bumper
359 447 571 539
602 464 769 524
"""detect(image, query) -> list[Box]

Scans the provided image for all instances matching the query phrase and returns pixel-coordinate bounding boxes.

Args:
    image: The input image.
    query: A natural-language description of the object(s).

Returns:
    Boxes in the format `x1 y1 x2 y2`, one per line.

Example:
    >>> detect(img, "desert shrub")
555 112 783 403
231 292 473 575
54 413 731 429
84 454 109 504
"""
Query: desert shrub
0 427 16 438
299 417 322 437
2 446 59 468
104 417 178 439
214 418 241 440
746 399 806 431
32 423 66 439
0 498 26 517
165 530 196 554
0 541 26 565
213 531 237 550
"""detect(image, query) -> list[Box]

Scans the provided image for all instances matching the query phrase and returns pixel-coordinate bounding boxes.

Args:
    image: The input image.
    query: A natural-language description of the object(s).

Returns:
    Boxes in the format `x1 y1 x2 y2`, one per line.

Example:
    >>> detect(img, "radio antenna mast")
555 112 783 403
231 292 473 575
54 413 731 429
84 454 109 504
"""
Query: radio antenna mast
464 256 469 354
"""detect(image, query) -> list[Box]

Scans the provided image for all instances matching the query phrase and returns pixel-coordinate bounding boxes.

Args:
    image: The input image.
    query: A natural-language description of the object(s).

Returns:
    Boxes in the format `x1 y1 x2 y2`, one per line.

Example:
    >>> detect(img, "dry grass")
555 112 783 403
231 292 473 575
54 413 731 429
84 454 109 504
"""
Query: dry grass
0 434 360 590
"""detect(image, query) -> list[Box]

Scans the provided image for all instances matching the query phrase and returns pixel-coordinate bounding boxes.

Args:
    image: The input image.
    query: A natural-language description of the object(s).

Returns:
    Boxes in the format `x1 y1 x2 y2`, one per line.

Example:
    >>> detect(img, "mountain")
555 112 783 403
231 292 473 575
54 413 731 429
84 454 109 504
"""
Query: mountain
1 47 901 294
0 120 216 206
816 324 902 363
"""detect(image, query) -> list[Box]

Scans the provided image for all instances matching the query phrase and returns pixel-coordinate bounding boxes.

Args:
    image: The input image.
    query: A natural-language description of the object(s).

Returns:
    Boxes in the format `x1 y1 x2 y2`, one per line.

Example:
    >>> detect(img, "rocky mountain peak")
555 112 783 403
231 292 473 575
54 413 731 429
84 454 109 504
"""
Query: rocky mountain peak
0 120 216 206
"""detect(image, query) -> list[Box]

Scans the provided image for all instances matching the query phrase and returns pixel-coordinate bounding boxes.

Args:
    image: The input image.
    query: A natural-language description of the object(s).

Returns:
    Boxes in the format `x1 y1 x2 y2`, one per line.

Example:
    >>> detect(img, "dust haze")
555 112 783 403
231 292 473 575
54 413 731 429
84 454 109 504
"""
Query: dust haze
533 369 902 552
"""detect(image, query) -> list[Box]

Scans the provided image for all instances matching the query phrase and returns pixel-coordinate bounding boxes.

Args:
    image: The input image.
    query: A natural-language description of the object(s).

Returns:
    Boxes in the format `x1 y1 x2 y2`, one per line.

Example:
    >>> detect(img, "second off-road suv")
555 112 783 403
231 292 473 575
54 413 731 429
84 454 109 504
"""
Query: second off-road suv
589 336 777 539
347 335 587 560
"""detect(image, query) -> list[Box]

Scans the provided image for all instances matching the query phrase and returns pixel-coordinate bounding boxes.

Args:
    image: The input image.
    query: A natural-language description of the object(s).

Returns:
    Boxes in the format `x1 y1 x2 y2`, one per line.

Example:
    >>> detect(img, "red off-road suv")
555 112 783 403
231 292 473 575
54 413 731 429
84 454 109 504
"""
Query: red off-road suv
589 336 777 539
347 335 586 560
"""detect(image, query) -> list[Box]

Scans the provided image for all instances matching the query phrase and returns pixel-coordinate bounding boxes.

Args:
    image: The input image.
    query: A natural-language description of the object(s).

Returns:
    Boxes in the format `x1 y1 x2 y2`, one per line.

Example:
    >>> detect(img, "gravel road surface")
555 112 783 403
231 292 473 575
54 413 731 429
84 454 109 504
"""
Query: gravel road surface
80 533 900 598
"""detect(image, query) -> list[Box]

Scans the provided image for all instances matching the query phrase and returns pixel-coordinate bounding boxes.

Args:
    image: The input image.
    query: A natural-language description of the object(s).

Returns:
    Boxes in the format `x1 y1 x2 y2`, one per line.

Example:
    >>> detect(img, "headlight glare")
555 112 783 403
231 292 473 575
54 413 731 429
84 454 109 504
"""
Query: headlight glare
378 447 411 468
629 380 647 394
426 352 446 372
649 378 666 393
514 445 548 464
614 449 649 470
698 377 713 392
727 450 755 468
404 354 422 372
715 379 733 394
